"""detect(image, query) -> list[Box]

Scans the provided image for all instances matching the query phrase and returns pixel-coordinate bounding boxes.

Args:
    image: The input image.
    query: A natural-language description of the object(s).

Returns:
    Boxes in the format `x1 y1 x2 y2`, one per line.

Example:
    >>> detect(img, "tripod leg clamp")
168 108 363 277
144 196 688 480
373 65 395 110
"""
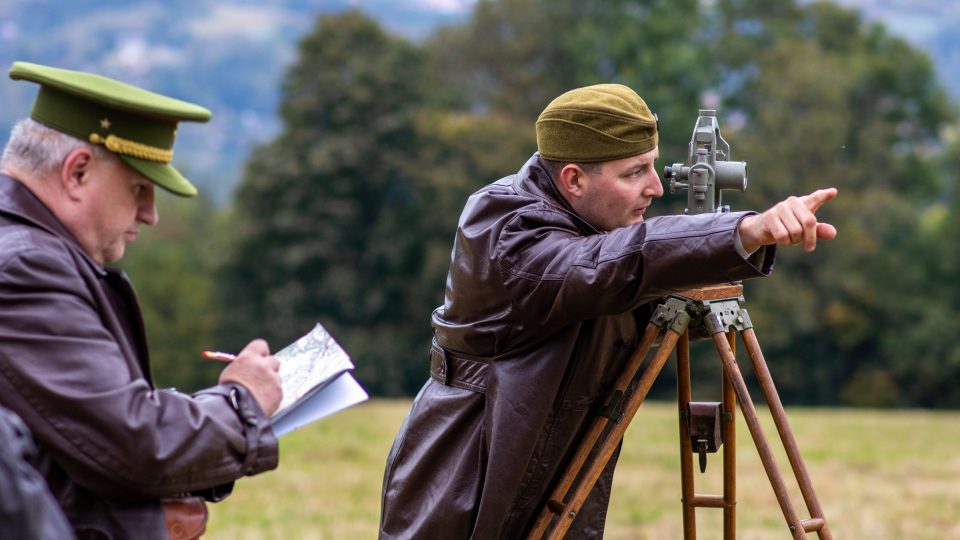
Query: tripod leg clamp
598 390 625 423
705 302 751 334
651 297 692 334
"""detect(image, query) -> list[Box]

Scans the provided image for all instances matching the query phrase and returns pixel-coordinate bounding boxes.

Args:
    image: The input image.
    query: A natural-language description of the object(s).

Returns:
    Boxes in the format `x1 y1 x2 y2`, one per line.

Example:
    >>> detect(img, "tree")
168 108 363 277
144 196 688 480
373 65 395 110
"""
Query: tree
428 0 718 183
727 2 956 406
119 194 222 392
217 10 460 395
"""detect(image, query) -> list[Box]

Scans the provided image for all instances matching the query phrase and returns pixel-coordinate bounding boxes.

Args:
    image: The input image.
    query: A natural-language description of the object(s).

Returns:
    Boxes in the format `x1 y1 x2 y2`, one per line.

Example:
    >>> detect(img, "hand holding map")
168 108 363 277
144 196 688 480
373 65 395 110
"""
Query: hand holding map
266 323 368 436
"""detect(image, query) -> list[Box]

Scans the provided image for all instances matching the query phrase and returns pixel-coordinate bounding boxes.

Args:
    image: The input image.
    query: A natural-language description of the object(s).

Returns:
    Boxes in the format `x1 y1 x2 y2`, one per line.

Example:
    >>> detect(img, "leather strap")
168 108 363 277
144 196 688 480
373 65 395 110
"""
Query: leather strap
429 341 489 393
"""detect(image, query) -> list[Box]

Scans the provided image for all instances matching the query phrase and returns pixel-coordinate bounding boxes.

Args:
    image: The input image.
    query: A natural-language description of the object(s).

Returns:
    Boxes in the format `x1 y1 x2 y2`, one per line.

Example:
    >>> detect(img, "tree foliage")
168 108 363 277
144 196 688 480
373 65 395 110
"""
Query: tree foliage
119 194 223 392
726 1 955 406
214 10 434 395
200 0 960 407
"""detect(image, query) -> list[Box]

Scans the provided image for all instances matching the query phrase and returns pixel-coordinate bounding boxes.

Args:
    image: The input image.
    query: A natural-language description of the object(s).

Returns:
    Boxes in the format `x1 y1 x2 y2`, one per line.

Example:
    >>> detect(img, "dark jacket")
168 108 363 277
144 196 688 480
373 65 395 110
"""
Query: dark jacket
380 154 774 539
0 174 278 539
0 404 75 539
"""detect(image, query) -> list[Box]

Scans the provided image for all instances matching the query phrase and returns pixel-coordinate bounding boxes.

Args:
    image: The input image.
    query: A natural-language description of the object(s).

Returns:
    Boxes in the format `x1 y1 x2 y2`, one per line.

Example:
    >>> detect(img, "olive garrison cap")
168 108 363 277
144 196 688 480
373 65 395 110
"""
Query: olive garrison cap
8 61 212 197
536 84 658 163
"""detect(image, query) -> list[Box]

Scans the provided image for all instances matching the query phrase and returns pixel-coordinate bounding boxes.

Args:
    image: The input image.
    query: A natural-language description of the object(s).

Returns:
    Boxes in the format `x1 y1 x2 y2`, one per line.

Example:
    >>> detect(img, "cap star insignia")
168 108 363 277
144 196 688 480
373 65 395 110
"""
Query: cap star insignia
99 118 111 130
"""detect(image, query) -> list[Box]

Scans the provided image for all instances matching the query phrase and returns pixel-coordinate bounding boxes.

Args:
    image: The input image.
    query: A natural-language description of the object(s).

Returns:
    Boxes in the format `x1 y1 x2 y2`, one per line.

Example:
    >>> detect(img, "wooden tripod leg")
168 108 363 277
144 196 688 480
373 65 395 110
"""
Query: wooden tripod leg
676 330 696 539
740 328 833 539
527 320 686 540
708 329 809 540
526 322 662 539
721 331 737 540
678 331 738 540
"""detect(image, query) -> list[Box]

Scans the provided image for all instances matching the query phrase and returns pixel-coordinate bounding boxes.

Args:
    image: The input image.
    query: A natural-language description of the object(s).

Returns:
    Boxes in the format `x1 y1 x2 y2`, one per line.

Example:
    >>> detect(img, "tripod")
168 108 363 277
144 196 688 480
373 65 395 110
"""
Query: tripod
526 284 832 539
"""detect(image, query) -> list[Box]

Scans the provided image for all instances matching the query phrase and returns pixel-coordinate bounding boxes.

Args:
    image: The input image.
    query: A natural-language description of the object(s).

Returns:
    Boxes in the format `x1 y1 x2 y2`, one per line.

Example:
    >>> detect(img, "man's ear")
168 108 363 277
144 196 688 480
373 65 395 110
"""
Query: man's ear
557 164 588 199
60 148 94 201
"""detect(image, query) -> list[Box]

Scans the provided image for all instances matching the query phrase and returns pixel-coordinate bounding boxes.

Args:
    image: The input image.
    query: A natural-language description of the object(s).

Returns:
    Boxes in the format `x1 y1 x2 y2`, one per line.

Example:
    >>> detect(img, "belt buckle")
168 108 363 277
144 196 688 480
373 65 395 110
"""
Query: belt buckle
431 345 450 385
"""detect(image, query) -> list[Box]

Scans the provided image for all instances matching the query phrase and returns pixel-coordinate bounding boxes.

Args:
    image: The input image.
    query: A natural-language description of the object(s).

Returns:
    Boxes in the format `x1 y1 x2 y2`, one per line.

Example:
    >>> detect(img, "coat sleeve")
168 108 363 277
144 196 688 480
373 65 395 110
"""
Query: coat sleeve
0 242 278 500
496 208 774 329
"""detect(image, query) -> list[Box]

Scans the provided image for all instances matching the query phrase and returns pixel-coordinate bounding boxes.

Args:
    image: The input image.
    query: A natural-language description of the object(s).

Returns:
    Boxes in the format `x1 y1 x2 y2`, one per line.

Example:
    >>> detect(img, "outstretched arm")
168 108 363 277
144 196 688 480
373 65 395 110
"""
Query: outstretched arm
738 188 838 253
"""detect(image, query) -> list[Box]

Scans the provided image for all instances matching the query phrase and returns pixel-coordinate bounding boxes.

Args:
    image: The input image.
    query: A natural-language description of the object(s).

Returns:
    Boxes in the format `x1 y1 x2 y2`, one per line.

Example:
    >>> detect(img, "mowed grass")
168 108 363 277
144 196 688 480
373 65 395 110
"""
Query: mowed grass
206 399 960 539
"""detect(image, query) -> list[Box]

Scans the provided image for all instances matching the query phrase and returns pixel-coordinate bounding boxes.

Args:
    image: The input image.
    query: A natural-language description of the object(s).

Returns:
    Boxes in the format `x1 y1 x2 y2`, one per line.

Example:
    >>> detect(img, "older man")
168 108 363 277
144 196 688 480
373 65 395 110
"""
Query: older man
379 84 836 539
0 62 282 539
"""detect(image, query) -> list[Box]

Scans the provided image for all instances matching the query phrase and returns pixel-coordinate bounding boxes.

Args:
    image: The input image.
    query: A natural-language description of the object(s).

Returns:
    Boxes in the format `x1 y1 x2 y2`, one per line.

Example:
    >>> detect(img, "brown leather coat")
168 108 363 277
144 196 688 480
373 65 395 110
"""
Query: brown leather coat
0 174 278 539
380 155 774 539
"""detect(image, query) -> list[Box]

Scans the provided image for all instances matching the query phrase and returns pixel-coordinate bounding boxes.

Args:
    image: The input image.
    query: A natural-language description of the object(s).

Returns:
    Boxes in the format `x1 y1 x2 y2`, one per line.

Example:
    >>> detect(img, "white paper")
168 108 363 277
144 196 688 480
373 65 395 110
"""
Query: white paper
265 323 368 436
271 372 368 437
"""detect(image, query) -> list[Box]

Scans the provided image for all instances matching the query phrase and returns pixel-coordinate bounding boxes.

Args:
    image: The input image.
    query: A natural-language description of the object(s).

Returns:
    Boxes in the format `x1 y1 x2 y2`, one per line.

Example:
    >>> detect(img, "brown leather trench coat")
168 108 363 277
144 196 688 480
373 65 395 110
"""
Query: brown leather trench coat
0 174 279 539
380 155 774 539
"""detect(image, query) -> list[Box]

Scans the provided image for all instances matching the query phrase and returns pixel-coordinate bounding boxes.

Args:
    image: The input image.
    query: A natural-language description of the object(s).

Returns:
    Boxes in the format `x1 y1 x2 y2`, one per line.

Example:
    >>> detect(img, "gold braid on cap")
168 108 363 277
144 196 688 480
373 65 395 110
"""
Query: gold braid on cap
89 133 173 163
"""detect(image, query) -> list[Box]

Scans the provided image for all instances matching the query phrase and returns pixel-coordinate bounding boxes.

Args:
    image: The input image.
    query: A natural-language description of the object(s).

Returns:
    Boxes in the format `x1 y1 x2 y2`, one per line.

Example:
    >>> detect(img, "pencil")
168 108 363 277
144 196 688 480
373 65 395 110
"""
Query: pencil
202 351 236 362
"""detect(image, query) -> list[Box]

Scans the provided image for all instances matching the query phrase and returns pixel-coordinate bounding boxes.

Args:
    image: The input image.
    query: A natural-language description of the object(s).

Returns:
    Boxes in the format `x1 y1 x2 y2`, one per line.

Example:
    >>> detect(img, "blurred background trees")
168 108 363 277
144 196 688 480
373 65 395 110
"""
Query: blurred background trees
214 11 440 395
115 0 958 406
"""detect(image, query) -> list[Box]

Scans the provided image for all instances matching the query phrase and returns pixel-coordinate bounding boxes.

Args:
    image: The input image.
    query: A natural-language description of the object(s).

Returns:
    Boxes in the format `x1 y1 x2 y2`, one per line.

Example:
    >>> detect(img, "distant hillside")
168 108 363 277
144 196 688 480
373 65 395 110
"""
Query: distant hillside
0 0 471 203
0 0 955 203
821 0 960 95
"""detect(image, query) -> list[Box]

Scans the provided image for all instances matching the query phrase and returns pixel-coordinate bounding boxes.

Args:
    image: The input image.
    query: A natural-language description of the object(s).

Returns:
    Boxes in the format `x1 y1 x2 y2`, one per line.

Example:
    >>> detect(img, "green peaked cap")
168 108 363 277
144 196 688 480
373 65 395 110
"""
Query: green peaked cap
8 61 212 197
536 84 658 163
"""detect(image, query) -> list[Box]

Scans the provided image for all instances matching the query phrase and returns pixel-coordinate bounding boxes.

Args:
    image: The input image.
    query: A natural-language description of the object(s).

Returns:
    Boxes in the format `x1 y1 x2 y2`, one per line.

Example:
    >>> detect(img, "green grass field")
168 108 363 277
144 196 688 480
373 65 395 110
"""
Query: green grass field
205 399 959 539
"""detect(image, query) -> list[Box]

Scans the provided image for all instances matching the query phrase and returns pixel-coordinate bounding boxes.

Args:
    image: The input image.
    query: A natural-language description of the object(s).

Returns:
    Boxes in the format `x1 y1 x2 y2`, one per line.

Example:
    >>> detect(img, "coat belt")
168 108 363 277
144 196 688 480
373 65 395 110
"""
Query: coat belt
429 340 489 393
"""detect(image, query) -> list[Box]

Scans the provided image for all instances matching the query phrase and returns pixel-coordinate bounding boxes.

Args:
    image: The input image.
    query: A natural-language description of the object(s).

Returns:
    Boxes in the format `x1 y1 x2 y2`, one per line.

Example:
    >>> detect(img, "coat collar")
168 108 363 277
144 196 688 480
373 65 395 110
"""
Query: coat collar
514 153 601 235
0 173 106 275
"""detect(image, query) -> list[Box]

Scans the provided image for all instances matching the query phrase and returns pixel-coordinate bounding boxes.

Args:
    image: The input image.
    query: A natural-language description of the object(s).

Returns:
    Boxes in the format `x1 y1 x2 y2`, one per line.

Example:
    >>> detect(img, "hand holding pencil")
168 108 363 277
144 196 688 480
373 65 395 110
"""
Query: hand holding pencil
215 339 282 417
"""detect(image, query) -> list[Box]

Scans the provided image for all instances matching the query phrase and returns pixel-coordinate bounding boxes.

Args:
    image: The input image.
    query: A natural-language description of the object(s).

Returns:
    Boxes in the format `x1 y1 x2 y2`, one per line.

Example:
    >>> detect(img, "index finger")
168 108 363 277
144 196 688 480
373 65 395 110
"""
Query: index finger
239 338 271 357
802 188 838 213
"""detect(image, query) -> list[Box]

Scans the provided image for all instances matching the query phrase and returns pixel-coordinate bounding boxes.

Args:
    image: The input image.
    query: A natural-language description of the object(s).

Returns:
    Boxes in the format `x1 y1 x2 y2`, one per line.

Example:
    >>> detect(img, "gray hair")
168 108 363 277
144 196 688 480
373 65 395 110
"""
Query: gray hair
1 118 109 176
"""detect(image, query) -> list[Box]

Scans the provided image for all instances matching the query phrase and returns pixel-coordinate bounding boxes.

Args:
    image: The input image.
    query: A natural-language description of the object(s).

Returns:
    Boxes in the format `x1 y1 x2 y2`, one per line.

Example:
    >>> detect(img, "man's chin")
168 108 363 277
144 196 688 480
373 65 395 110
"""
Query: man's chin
104 247 126 264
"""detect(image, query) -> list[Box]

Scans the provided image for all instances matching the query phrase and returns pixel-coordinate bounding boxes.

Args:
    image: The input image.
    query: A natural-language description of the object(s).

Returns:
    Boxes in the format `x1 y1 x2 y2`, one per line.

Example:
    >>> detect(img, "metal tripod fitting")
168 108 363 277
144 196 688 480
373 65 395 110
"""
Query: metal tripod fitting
652 297 693 334
705 301 751 335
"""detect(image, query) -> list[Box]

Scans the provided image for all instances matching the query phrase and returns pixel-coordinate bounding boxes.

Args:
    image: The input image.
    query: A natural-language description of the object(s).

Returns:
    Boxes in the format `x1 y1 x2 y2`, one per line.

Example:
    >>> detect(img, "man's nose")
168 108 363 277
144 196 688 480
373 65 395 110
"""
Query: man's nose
140 203 159 226
649 175 665 197
138 188 159 226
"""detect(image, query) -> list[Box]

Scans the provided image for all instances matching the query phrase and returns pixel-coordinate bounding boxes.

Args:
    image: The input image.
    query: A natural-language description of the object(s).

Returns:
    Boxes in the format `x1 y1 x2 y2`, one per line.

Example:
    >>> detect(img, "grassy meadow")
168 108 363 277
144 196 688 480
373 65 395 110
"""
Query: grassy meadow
206 399 959 539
